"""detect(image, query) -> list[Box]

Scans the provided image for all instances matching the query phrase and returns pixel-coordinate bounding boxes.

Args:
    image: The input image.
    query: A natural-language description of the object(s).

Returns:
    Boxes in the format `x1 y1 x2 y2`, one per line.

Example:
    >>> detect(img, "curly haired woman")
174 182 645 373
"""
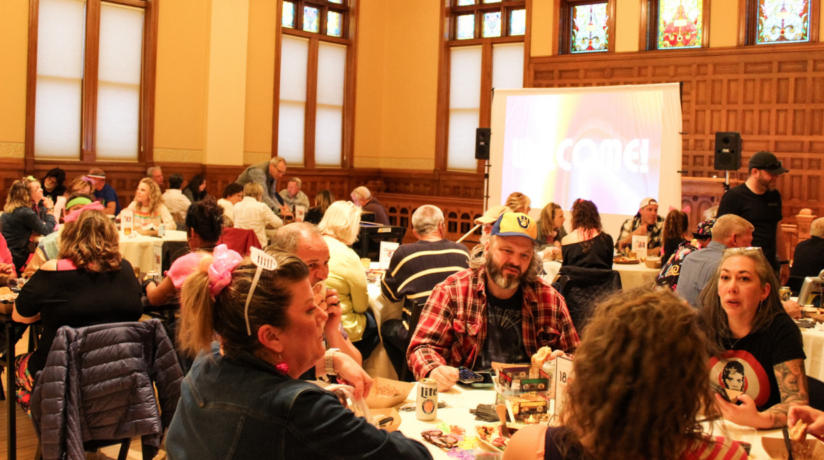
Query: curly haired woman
120 177 176 235
504 289 748 460
560 199 613 270
12 210 142 414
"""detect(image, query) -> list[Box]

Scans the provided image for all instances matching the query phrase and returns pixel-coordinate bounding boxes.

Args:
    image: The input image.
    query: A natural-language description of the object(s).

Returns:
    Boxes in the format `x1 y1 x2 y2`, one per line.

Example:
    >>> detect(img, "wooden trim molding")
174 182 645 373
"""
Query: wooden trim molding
24 0 40 174
435 0 451 172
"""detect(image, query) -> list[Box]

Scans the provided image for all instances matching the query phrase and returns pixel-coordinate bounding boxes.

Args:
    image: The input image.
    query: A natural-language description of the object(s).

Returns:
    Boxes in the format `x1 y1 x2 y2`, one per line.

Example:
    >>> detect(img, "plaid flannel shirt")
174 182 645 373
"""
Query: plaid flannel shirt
615 215 665 250
407 266 580 380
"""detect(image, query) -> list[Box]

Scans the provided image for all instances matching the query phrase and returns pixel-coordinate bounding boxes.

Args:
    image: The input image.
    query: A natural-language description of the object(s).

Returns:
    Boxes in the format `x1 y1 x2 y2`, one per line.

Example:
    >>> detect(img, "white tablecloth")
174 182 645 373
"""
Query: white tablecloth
541 261 659 290
802 328 824 381
118 230 188 274
396 383 784 459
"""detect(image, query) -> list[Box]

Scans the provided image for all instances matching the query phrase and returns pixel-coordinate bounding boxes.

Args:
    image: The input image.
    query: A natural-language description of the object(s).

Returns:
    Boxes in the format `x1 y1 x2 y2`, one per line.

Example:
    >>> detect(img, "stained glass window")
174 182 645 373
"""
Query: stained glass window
327 11 342 37
303 6 319 33
657 0 703 49
510 9 526 36
757 0 811 44
457 0 475 4
282 2 295 28
571 3 608 53
483 11 502 37
457 14 475 39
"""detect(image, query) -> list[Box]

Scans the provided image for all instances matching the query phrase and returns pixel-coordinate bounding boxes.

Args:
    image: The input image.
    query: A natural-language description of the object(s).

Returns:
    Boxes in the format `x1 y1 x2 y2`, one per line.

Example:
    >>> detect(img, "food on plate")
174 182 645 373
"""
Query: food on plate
0 286 17 302
531 346 553 368
372 380 402 398
790 419 808 442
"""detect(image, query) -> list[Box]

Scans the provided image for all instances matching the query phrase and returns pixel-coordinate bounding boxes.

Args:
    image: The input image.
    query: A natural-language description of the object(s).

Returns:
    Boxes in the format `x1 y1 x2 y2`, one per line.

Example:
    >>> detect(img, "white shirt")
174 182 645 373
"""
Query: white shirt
217 198 235 224
232 196 283 247
162 189 192 224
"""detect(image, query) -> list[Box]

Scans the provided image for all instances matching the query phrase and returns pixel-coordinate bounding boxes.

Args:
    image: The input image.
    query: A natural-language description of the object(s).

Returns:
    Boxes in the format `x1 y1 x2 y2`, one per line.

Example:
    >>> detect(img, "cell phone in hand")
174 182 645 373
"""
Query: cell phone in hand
458 367 484 384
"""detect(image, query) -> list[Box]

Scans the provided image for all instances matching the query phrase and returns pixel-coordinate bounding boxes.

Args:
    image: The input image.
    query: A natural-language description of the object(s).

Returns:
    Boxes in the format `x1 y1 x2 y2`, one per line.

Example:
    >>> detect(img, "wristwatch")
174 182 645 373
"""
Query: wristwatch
322 348 339 381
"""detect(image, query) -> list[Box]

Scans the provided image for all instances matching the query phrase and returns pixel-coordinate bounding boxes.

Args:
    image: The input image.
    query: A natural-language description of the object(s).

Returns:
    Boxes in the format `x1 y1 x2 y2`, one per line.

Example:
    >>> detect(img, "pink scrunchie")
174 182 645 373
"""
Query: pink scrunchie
167 244 242 296
63 202 106 223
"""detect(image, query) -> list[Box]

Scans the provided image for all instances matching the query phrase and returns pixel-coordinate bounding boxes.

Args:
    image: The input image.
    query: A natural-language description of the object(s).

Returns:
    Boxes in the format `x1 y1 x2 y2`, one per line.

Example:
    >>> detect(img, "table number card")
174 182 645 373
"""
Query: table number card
121 210 134 236
553 356 574 416
632 235 648 259
379 241 399 270
295 206 306 222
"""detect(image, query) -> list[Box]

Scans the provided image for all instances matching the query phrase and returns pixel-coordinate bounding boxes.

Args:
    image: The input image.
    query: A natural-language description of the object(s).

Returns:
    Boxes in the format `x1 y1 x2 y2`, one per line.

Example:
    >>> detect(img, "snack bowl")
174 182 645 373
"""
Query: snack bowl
369 407 401 432
644 257 662 269
762 436 824 459
365 377 415 408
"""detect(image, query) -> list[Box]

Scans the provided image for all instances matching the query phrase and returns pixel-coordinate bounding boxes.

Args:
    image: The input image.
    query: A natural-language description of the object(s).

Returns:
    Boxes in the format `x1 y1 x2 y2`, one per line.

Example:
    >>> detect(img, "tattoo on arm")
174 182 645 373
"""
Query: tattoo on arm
765 359 809 428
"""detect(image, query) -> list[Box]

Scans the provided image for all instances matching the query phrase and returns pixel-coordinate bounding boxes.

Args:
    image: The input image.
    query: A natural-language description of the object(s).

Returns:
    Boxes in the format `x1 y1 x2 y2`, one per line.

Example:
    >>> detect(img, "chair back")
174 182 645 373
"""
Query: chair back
219 227 261 256
31 319 182 460
558 266 622 337
808 376 824 412
354 225 406 261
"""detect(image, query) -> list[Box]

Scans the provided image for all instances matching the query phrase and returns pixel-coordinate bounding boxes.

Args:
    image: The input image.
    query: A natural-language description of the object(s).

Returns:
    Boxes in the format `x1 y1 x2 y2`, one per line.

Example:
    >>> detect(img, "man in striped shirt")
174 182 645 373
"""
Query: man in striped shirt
380 205 470 380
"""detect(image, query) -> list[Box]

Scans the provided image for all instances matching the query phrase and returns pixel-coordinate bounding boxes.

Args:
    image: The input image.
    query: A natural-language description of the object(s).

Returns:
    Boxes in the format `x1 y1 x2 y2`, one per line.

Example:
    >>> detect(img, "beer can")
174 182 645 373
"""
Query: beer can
158 224 165 238
416 378 438 421
780 286 792 302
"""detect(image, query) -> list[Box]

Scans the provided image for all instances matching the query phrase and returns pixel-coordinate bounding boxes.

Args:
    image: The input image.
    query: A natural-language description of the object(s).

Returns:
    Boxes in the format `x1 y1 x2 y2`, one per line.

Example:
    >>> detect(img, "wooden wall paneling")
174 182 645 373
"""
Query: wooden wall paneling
379 193 484 246
530 44 824 225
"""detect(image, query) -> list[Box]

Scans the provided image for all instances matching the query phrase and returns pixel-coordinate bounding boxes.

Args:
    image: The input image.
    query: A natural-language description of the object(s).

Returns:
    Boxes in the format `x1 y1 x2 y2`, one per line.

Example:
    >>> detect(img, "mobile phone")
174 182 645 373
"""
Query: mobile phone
470 372 494 388
458 367 484 384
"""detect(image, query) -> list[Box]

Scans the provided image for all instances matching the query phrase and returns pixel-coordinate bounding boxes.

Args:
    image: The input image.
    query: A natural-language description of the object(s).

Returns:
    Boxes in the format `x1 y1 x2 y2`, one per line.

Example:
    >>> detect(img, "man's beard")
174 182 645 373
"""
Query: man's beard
757 175 776 191
485 254 524 290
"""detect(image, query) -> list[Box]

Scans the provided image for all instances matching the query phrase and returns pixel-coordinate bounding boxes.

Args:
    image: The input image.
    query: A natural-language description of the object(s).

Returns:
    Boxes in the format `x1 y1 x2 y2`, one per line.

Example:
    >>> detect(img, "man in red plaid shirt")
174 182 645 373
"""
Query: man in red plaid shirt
407 212 580 391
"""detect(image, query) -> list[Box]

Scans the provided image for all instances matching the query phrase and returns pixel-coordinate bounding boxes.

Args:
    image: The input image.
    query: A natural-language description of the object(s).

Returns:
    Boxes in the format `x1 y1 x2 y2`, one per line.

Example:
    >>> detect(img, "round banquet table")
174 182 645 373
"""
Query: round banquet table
395 383 791 460
541 260 659 290
801 327 824 382
118 230 188 274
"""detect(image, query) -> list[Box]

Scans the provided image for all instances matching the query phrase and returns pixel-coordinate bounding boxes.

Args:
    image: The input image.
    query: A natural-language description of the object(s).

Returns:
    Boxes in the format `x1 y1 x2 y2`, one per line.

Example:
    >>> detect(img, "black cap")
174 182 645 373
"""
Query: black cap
749 151 788 175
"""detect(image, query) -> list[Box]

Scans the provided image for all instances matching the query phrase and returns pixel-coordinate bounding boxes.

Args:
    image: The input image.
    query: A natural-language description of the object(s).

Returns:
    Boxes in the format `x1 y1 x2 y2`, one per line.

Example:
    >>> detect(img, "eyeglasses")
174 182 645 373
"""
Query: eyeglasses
421 430 458 449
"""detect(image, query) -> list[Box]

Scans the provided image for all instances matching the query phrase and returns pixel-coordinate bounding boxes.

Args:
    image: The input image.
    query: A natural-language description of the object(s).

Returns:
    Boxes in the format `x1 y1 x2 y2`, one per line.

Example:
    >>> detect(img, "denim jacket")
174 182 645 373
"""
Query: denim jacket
166 345 432 460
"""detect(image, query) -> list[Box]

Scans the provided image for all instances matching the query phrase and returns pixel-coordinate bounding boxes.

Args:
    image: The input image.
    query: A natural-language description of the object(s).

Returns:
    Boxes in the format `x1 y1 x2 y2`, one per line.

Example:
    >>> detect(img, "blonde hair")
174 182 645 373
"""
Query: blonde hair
505 192 531 213
539 202 562 243
243 182 264 200
4 180 33 213
57 210 122 272
66 175 95 197
318 201 362 245
132 178 164 214
711 214 753 242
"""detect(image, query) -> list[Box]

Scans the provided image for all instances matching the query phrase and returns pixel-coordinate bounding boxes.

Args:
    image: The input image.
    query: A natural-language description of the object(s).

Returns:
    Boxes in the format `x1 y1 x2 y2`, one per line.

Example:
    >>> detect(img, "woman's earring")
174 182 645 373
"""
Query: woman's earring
275 353 289 374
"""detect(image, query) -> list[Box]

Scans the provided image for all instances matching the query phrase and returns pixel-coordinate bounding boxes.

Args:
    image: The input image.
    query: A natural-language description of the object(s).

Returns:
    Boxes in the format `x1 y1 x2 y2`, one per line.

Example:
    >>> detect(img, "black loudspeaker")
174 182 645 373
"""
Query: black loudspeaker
475 128 491 160
714 132 742 170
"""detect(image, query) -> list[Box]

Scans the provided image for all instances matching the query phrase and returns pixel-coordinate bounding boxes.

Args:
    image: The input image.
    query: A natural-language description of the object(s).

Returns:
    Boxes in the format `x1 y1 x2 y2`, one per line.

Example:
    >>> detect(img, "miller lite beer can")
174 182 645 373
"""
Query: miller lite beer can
416 378 438 421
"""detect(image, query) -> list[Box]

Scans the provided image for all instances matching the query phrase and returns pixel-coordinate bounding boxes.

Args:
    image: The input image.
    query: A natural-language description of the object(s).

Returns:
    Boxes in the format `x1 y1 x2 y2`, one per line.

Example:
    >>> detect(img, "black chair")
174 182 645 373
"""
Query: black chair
808 376 824 411
557 266 622 337
396 298 427 382
354 224 406 261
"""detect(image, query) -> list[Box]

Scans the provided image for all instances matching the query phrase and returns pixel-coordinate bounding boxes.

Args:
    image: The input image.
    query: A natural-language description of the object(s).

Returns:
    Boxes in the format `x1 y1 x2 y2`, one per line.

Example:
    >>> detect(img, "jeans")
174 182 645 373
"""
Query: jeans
352 309 380 361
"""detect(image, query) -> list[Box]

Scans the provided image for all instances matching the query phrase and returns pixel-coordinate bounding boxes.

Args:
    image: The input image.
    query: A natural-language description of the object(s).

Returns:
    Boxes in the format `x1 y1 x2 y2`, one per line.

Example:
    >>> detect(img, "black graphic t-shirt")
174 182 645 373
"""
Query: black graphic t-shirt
480 287 527 369
709 314 805 411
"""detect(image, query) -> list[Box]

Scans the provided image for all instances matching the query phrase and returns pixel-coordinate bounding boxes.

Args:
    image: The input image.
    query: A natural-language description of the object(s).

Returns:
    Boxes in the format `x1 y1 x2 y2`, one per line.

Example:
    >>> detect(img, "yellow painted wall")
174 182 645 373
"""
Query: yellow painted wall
353 0 387 165
0 0 28 157
615 0 641 52
153 0 211 158
204 0 250 166
710 0 739 48
531 0 555 56
243 0 276 159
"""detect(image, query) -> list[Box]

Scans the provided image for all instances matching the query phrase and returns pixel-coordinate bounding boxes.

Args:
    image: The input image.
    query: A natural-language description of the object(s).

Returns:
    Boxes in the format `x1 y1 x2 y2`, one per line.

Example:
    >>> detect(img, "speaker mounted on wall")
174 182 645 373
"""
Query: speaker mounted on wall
714 132 742 170
475 128 491 160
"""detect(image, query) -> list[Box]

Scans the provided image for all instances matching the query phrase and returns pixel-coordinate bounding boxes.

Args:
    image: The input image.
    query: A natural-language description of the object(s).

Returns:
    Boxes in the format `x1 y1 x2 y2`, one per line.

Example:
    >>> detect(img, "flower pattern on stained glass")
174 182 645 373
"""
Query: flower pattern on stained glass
510 9 526 36
457 0 475 5
327 11 342 37
282 2 295 28
571 3 608 53
457 14 475 39
657 0 703 49
304 6 319 33
757 0 810 44
483 11 502 37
